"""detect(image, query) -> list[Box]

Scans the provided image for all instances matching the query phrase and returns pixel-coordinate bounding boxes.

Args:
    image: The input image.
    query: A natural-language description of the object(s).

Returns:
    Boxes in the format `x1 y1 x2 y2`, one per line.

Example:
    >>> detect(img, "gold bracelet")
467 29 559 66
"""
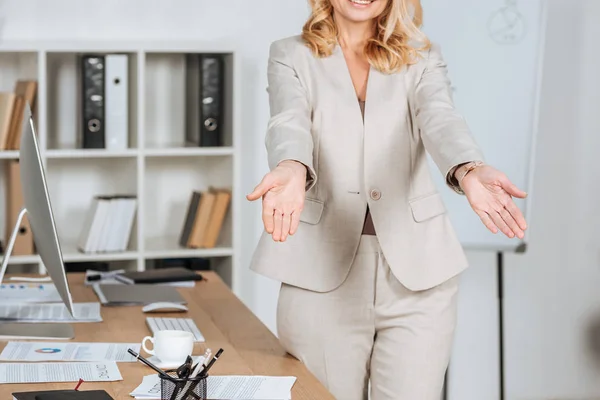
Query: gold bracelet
456 161 484 184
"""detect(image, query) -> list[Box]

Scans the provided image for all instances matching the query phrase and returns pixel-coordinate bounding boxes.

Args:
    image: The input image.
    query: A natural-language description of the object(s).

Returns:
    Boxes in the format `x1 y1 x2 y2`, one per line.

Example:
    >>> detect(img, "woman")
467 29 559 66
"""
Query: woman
247 0 527 398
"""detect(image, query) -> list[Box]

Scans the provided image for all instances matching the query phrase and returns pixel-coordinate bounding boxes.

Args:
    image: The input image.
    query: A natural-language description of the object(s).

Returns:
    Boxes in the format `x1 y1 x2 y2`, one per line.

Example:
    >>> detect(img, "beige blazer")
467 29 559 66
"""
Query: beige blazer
249 35 485 292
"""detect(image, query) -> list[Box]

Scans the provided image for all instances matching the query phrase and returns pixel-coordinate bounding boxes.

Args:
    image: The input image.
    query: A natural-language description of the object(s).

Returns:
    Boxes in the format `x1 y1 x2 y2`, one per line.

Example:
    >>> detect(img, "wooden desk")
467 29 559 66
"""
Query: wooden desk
0 272 334 400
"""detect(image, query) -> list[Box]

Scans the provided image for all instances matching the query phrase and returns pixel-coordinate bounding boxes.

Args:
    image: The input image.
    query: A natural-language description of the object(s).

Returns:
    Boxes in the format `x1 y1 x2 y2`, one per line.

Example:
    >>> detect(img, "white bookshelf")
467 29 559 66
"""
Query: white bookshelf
0 41 242 293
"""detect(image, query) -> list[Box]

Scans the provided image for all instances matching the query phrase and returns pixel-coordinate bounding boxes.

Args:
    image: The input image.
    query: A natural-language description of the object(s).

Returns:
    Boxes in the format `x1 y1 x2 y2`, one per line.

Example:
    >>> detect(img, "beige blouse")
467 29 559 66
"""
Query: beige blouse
359 99 376 235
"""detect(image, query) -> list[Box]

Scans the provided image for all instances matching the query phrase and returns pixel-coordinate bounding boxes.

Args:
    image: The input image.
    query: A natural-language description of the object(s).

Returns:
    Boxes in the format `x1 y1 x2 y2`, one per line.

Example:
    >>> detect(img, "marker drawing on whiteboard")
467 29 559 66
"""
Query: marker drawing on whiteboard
488 0 527 45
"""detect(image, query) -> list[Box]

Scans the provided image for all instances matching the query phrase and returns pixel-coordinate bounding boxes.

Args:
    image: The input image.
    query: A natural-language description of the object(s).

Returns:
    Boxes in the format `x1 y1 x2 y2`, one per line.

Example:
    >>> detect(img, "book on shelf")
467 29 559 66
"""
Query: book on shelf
179 187 231 249
5 160 34 256
185 53 225 147
0 92 16 150
80 54 129 150
0 80 38 151
77 195 137 254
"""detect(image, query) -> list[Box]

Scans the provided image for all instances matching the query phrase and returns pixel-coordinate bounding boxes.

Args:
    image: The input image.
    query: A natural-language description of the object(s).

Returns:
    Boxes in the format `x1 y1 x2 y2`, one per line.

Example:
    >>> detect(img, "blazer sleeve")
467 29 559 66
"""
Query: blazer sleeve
265 40 317 191
414 43 485 194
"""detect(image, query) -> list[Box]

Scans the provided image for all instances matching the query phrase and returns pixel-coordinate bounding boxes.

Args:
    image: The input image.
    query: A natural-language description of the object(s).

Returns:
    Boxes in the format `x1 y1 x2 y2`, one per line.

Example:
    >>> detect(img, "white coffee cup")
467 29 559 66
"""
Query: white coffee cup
142 330 194 365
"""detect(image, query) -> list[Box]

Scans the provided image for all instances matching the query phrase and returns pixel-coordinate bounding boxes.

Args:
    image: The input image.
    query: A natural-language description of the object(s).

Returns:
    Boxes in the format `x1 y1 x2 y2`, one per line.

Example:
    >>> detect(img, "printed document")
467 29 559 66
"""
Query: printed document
0 283 61 303
0 361 123 383
0 341 141 362
0 302 102 323
130 374 296 400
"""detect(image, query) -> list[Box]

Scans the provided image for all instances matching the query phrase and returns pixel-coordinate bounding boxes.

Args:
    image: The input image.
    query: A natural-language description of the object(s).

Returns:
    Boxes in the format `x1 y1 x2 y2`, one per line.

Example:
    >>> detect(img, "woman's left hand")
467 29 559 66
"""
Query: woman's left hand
460 165 528 239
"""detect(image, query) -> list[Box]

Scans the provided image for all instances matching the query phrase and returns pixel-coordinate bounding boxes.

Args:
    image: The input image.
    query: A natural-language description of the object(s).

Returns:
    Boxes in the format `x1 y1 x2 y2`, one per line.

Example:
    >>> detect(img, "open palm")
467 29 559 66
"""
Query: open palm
460 165 528 239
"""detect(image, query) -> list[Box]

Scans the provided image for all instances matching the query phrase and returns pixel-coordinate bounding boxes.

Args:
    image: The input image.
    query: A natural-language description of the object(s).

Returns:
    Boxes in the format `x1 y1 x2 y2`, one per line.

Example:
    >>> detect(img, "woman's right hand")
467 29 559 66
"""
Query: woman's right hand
246 160 307 242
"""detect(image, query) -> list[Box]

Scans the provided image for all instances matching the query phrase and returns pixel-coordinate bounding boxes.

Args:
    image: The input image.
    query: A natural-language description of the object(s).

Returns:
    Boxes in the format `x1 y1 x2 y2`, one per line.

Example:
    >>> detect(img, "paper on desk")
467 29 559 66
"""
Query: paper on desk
0 302 102 323
207 376 296 399
0 283 62 303
0 341 142 362
130 374 162 399
9 276 52 283
130 374 296 400
0 361 123 383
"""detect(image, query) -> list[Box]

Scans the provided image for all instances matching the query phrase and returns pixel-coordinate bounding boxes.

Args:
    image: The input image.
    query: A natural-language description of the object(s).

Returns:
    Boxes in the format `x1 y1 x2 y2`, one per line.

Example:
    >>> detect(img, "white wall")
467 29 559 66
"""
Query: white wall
2 0 600 399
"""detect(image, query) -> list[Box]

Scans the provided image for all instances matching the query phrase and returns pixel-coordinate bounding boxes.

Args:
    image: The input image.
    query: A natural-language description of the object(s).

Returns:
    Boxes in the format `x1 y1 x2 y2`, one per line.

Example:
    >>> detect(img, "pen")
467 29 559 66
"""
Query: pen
86 269 125 281
199 348 223 376
175 359 205 400
177 350 215 400
127 348 170 378
74 378 84 391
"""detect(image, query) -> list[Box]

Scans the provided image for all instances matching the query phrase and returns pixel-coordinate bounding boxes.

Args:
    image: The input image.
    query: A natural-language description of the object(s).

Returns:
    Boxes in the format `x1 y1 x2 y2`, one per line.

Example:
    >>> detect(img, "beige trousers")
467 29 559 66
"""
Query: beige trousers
277 235 459 400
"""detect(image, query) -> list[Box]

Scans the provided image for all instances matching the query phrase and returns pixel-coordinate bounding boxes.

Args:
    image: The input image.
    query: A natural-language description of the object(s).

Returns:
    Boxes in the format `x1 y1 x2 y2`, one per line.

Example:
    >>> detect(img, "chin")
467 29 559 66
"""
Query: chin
336 0 387 23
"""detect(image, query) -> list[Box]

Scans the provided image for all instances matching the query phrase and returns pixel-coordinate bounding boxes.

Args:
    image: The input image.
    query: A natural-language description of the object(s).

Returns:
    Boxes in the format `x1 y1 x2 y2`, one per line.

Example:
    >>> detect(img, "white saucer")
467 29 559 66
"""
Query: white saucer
146 355 200 370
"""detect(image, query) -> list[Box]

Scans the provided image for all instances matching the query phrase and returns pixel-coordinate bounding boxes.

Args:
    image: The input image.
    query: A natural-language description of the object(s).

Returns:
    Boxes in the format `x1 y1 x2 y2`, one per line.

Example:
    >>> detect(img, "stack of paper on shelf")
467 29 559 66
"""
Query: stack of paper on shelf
78 195 137 253
179 187 231 249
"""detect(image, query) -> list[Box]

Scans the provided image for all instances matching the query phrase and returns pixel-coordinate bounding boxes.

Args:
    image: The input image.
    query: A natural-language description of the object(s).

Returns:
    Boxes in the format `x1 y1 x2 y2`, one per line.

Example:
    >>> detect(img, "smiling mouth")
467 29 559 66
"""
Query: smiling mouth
349 0 375 5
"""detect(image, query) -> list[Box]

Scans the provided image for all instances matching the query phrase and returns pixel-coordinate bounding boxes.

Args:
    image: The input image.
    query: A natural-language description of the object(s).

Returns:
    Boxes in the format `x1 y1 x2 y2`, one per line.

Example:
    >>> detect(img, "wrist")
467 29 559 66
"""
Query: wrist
278 160 307 177
455 161 484 186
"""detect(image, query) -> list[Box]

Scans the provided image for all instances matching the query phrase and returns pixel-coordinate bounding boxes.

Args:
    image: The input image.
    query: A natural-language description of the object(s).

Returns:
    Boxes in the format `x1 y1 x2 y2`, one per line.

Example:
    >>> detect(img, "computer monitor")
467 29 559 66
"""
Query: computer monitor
0 103 75 319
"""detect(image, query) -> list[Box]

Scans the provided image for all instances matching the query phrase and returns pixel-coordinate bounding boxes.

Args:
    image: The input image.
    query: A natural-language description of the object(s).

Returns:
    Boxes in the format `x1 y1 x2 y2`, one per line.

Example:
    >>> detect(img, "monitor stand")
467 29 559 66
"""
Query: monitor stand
0 208 74 340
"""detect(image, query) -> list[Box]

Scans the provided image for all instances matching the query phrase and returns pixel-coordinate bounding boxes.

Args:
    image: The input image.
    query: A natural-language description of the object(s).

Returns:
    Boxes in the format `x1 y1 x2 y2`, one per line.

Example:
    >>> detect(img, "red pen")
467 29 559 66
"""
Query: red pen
74 378 84 391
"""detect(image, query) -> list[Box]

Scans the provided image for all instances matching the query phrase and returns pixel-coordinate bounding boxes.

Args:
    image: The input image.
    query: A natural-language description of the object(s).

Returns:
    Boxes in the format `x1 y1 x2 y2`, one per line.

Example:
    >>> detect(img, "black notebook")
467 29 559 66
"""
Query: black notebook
114 267 204 285
13 390 114 400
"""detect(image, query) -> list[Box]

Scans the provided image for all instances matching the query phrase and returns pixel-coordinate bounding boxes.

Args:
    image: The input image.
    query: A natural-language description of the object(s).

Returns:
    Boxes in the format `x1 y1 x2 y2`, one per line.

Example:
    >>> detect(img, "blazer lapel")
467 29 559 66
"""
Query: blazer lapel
364 65 407 138
320 44 365 128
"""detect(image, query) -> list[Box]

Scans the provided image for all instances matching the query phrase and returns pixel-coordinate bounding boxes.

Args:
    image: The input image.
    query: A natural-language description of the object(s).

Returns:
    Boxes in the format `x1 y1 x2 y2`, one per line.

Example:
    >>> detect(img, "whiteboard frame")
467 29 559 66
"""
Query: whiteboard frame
518 0 548 254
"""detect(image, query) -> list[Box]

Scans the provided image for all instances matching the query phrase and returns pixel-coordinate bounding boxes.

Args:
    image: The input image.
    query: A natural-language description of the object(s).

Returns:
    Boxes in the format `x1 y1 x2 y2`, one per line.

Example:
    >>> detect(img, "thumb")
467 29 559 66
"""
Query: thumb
501 176 527 199
246 174 274 201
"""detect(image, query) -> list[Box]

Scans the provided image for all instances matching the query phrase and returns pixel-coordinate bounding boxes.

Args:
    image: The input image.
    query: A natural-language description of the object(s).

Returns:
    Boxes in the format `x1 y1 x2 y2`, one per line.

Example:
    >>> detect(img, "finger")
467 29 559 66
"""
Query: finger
262 202 275 234
289 210 301 235
499 207 524 239
500 177 527 199
272 210 284 241
247 175 274 201
504 199 527 231
247 183 267 201
280 212 292 242
476 210 498 234
490 209 515 238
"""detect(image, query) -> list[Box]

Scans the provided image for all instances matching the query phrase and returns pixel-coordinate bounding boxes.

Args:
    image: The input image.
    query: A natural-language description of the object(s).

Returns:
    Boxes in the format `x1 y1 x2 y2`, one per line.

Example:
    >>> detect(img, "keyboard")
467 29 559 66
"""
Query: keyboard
146 317 205 342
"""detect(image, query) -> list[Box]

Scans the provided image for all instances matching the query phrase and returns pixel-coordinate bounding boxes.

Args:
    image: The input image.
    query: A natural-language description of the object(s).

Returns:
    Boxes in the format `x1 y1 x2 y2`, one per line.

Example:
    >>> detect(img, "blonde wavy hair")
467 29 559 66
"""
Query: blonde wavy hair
302 0 431 74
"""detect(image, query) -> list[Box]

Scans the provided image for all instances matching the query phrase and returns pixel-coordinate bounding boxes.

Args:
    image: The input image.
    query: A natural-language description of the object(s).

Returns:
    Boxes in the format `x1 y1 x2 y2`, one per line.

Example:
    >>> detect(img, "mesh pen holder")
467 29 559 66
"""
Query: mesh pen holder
160 371 208 400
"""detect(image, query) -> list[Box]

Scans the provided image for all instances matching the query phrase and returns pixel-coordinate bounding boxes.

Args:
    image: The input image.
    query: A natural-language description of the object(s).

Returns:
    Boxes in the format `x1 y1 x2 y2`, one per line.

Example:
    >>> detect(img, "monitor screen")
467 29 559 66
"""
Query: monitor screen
19 103 75 317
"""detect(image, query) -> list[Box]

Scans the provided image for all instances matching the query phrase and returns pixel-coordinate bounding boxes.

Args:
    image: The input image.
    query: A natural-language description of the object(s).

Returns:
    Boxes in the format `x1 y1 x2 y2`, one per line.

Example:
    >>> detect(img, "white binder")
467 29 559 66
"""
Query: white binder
105 54 129 150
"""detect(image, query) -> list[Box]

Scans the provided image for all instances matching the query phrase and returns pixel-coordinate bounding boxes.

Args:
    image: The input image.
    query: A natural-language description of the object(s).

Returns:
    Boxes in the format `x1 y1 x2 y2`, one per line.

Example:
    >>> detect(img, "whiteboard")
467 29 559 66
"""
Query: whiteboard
420 0 547 252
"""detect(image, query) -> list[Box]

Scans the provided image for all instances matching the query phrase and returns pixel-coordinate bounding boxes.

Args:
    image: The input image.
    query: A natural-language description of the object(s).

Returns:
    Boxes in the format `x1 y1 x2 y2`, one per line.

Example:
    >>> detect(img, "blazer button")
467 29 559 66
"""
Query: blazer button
370 189 381 201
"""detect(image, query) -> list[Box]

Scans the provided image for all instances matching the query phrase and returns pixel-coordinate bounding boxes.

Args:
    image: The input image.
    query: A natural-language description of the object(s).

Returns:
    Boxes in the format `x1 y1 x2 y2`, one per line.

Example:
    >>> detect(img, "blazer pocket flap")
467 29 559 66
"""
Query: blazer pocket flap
410 193 447 222
300 198 324 225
